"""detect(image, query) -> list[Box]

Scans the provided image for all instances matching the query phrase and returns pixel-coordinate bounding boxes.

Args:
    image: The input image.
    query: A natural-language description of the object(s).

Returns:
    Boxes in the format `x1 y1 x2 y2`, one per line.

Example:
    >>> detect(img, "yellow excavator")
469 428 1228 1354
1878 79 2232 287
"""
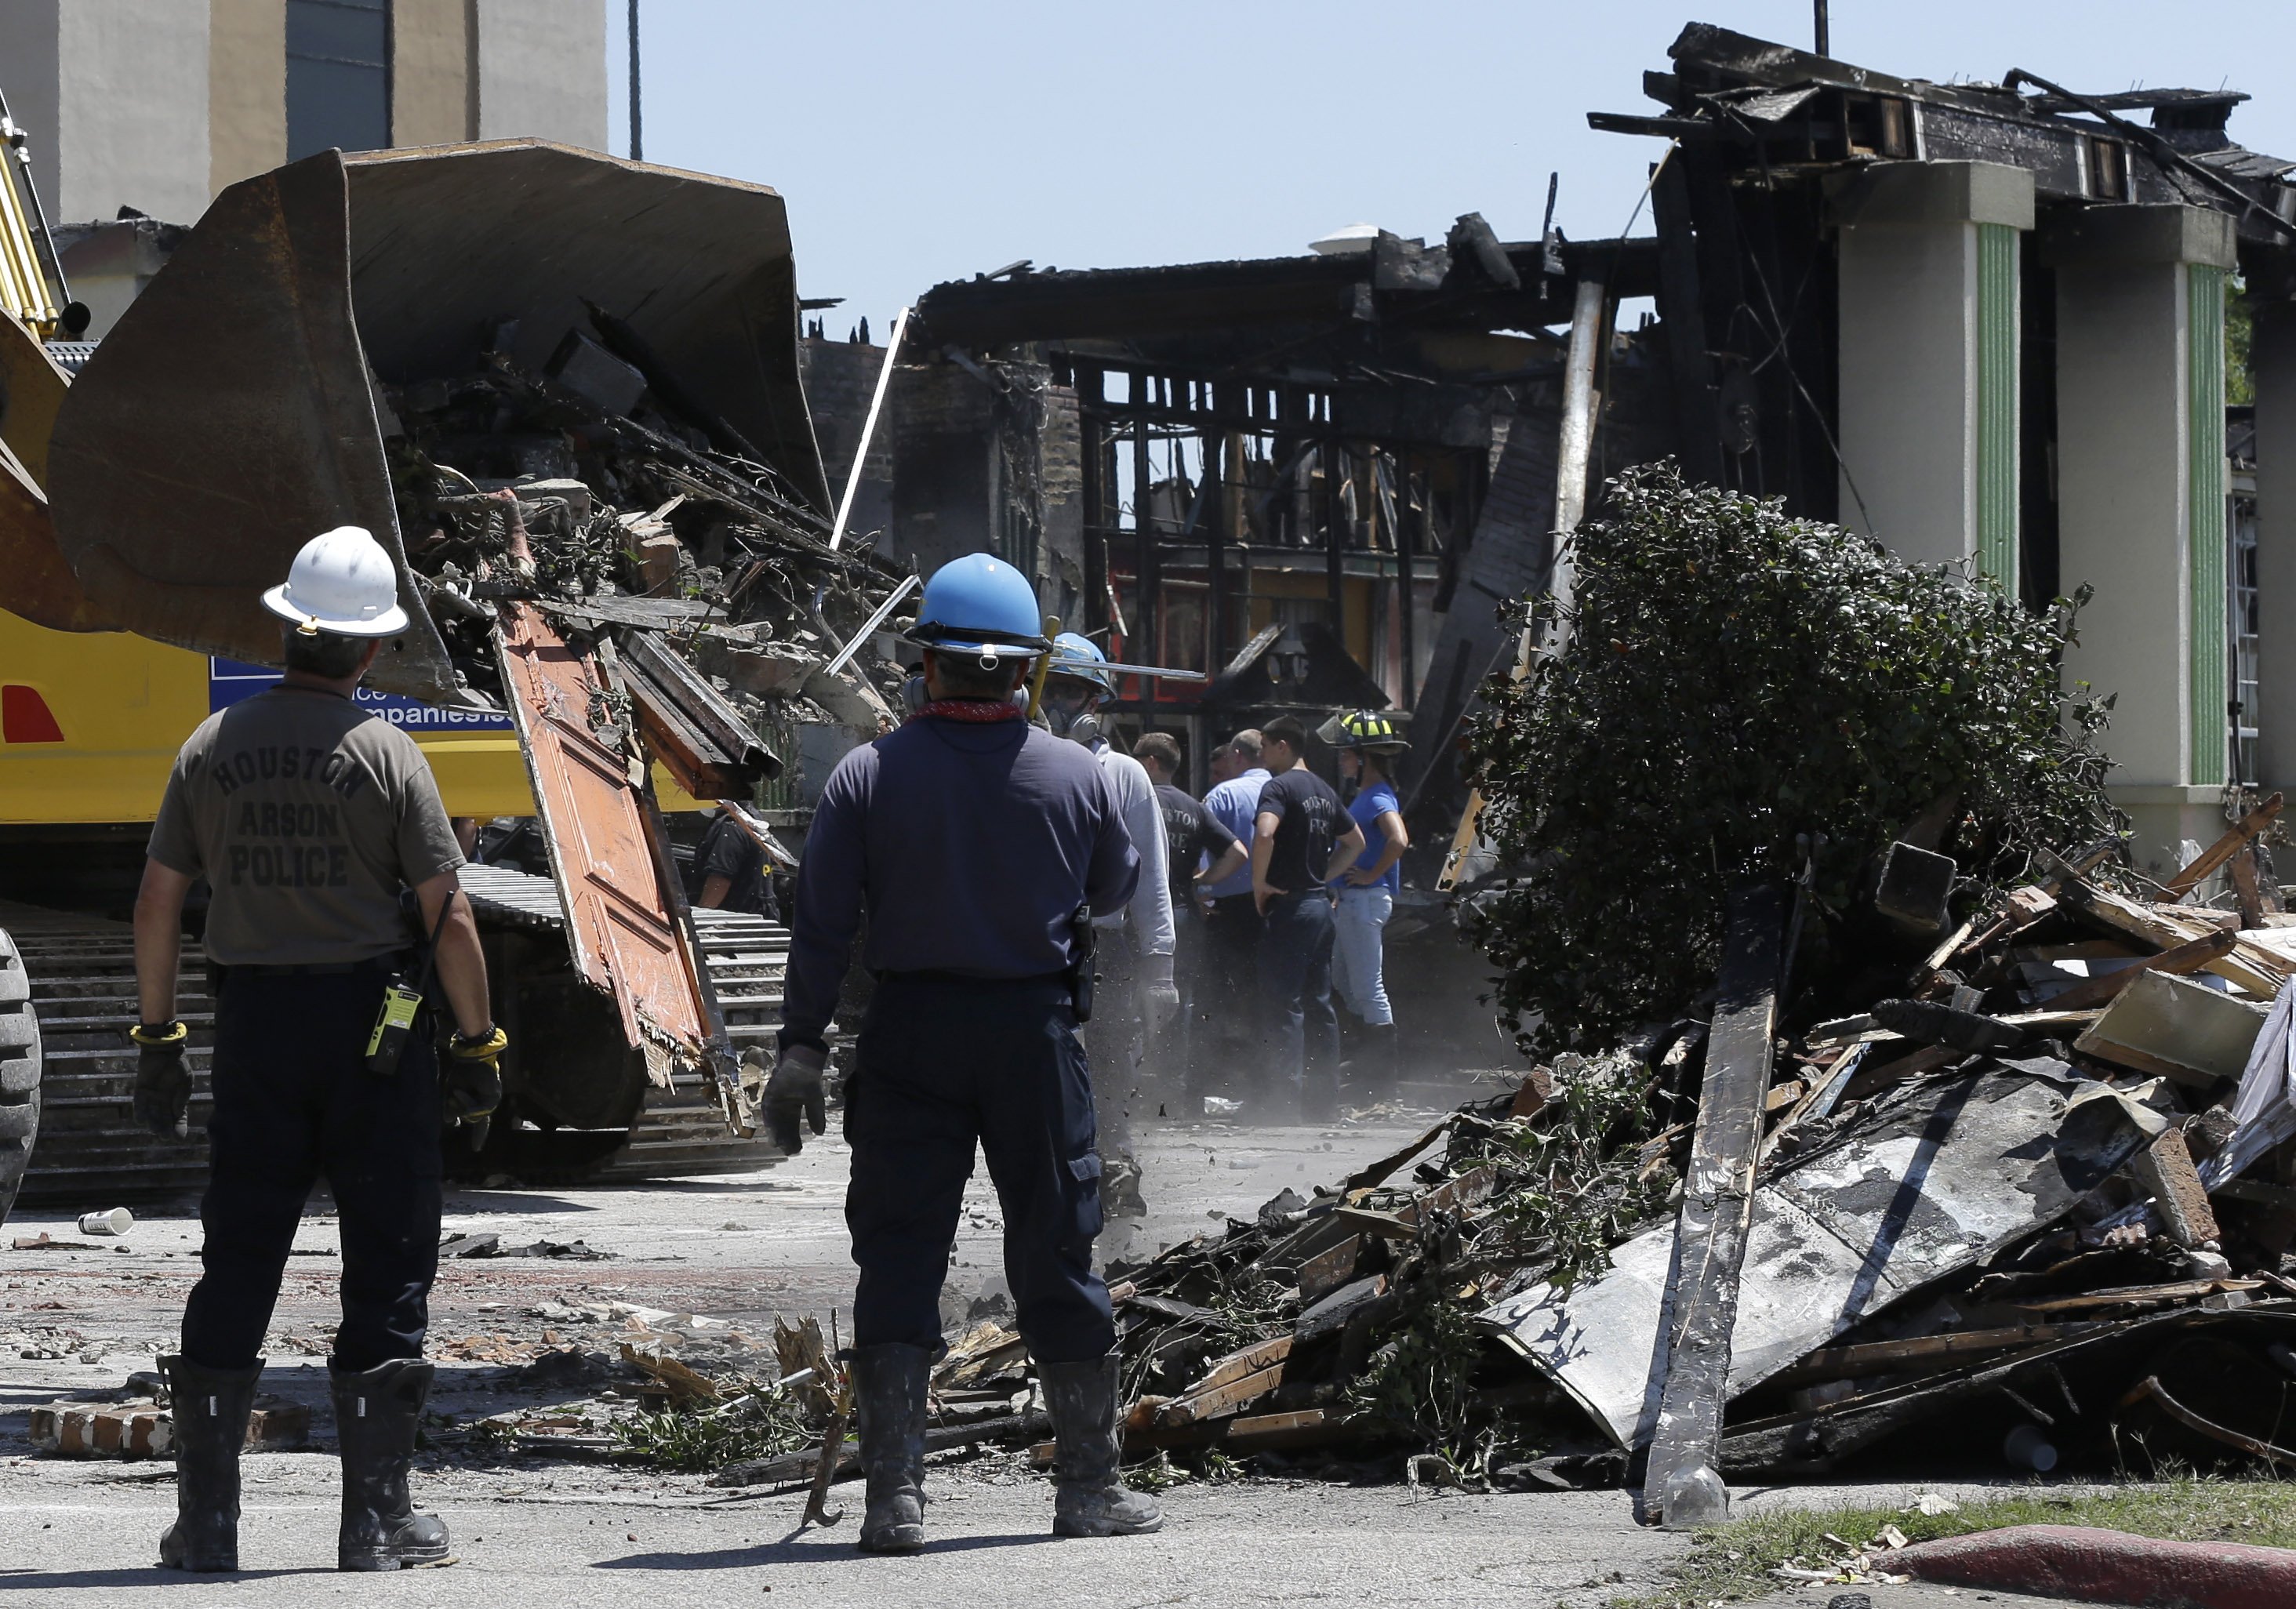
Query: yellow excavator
0 133 820 1218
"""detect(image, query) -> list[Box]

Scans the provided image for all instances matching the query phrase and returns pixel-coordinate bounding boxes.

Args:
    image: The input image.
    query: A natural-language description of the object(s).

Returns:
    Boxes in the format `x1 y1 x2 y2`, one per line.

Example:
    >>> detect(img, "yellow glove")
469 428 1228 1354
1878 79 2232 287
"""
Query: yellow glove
445 1026 506 1145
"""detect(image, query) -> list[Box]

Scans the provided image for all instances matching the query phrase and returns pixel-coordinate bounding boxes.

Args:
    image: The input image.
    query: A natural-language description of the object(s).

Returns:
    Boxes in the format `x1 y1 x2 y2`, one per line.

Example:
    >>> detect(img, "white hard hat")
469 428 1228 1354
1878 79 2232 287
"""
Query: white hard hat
260 525 410 638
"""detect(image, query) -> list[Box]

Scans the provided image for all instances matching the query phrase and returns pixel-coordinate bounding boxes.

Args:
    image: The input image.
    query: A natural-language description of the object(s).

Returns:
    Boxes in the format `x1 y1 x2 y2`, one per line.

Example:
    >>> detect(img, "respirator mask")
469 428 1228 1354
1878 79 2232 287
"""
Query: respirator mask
1040 681 1103 745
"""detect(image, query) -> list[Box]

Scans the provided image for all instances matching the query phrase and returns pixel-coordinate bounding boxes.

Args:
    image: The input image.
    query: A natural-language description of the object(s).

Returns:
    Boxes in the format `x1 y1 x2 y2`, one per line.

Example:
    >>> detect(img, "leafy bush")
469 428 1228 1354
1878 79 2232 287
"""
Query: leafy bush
1461 463 2120 1056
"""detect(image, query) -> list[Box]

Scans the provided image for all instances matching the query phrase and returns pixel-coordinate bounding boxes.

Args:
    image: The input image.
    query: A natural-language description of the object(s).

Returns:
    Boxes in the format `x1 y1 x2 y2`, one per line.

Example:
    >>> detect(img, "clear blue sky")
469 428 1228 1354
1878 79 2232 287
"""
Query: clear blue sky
608 2 2296 338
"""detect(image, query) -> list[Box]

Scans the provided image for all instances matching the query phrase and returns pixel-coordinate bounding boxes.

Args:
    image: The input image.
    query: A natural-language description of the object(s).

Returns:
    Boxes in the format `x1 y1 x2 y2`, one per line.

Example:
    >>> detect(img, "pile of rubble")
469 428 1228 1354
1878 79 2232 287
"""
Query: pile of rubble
380 320 911 795
669 799 2296 1500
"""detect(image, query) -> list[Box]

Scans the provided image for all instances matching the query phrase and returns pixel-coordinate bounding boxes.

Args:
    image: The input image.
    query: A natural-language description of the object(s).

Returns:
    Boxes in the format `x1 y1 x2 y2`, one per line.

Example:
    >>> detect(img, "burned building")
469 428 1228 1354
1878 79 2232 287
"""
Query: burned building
1592 23 2296 870
888 225 1674 798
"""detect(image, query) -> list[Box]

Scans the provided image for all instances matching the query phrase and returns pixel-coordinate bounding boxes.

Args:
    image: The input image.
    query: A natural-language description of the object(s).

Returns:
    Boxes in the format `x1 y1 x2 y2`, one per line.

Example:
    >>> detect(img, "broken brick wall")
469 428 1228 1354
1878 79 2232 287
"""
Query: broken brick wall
889 355 1084 625
797 336 895 543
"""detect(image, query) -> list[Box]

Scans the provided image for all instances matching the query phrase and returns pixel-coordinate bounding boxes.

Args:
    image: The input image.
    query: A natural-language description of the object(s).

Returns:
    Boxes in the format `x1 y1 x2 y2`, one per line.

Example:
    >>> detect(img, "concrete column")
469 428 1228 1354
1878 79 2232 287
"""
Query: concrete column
393 0 478 146
0 2 211 226
1831 162 2033 581
208 0 286 197
2048 205 2238 873
473 0 609 151
2252 301 2296 795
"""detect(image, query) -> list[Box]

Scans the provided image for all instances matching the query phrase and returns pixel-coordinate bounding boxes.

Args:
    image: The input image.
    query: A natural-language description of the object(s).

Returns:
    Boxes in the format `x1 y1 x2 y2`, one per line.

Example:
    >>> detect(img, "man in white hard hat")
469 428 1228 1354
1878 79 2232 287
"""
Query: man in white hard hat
131 525 504 1574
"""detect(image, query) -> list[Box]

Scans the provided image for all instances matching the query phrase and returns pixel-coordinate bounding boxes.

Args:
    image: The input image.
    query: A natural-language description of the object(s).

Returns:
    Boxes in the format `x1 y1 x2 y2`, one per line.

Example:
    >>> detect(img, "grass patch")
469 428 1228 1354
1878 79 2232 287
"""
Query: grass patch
1613 1476 2296 1608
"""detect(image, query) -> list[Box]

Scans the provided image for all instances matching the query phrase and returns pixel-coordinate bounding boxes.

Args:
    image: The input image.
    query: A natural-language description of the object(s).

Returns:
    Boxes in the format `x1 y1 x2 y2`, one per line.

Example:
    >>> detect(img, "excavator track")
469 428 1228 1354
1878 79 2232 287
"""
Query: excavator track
3 901 216 1203
2 866 787 1207
456 865 789 1180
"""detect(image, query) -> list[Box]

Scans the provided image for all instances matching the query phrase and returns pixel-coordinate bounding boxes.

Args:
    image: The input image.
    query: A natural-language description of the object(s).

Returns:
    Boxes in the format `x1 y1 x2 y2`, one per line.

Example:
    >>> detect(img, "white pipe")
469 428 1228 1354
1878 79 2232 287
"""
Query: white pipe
1531 275 1608 666
823 572 919 677
827 304 910 551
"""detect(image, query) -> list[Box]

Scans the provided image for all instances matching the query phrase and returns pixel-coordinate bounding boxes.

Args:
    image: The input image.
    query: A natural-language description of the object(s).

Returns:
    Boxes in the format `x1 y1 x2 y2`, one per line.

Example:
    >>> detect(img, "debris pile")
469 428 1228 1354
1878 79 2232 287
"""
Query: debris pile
378 323 912 796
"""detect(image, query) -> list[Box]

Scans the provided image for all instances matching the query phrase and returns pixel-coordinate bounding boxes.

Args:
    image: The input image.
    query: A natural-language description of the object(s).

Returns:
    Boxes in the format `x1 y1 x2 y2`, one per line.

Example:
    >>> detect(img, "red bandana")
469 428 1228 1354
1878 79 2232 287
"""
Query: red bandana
914 698 1025 725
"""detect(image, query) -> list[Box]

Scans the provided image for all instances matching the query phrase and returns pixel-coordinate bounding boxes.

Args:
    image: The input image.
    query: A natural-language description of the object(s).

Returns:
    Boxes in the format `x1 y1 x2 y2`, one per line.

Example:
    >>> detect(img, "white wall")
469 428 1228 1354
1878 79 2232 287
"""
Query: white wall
2056 256 2192 787
2255 303 2296 794
55 1 211 223
1830 162 2032 571
0 5 64 221
474 0 609 151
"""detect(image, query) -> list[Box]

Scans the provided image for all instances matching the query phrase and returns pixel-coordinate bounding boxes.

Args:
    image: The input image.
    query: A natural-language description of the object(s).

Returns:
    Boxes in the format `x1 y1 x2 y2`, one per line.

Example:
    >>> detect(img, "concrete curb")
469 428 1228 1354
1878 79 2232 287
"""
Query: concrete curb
1894 1524 2296 1609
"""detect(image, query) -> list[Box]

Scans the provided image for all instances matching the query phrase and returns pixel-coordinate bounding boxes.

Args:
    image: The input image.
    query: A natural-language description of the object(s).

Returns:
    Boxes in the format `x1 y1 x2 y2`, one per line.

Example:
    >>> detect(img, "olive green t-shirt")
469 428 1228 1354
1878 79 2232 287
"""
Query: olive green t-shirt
147 685 467 966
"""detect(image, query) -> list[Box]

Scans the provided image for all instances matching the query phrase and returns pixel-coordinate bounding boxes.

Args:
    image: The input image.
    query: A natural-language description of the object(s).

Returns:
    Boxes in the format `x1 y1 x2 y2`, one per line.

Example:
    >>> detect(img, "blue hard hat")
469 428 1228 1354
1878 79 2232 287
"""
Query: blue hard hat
1048 631 1116 696
907 553 1050 660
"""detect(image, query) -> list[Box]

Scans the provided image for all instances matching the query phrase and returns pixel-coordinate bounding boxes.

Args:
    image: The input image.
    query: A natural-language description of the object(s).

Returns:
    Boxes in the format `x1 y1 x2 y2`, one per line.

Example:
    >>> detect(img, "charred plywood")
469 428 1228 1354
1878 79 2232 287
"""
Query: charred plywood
1480 1066 2160 1449
493 602 712 1078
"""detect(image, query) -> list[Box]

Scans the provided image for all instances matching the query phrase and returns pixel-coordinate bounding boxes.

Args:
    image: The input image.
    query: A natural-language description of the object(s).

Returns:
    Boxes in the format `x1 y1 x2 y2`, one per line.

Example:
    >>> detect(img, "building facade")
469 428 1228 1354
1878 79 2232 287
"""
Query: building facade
0 0 608 229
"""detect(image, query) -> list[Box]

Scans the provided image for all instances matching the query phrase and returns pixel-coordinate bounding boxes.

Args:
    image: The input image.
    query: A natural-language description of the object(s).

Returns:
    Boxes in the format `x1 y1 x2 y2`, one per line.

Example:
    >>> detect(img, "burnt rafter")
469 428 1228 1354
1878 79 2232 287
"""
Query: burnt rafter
1590 22 2296 250
911 237 1659 354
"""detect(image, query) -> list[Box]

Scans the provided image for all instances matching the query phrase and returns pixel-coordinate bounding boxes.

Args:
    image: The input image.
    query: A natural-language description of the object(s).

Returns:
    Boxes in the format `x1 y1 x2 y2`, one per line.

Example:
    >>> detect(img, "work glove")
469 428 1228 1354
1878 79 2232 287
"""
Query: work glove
445 1026 507 1150
765 1043 828 1154
129 1020 190 1140
1141 952 1182 1037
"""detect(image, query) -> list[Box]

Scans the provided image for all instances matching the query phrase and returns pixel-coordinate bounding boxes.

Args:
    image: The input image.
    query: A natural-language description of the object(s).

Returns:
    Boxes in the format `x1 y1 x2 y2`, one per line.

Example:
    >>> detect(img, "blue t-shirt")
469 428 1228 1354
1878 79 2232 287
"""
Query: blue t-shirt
1201 768 1269 899
1333 779 1401 895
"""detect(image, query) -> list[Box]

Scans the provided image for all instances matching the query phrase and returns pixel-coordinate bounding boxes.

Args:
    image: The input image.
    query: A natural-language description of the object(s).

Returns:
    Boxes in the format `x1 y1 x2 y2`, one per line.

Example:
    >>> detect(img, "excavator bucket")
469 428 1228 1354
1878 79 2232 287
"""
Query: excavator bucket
42 141 821 1116
0 314 113 634
46 139 826 699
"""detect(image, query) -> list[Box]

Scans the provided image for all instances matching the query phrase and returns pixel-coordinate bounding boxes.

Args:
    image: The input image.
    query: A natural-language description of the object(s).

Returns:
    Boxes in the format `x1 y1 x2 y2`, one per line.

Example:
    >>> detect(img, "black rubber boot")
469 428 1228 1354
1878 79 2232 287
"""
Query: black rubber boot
157 1354 263 1571
851 1343 930 1553
1041 1353 1163 1538
330 1359 451 1571
1358 1022 1399 1102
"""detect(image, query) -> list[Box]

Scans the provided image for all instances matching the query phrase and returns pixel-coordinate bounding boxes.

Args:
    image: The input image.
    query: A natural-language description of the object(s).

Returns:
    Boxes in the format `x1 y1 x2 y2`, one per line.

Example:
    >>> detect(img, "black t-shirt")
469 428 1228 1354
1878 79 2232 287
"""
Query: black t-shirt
695 814 772 916
1154 782 1237 909
1255 767 1347 896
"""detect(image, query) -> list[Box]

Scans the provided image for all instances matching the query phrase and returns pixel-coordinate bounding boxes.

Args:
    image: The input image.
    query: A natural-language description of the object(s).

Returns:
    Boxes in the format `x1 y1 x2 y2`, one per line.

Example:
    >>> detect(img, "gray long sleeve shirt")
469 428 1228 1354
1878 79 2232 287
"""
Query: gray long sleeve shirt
778 714 1141 1052
1087 740 1174 957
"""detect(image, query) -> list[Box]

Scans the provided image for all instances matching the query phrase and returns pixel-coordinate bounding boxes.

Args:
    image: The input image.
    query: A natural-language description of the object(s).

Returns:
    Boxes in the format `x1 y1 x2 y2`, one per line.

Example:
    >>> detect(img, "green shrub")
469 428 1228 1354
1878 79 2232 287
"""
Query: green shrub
1462 463 2120 1057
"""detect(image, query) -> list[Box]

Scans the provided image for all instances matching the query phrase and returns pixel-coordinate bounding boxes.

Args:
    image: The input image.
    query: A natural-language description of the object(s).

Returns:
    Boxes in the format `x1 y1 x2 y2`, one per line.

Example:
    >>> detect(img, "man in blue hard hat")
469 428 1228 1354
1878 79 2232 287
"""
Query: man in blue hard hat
1040 632 1175 1218
765 552 1162 1553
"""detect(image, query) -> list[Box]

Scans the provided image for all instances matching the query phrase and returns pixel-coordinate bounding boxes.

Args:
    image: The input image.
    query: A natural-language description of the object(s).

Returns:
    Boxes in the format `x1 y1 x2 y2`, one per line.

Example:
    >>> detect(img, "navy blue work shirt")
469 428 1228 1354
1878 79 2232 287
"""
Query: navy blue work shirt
778 713 1141 1053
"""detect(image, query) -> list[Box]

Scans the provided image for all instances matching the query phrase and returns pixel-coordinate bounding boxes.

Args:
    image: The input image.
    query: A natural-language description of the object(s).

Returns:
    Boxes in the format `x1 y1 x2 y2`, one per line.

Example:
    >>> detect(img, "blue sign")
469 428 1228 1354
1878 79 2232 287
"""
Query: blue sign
209 659 514 732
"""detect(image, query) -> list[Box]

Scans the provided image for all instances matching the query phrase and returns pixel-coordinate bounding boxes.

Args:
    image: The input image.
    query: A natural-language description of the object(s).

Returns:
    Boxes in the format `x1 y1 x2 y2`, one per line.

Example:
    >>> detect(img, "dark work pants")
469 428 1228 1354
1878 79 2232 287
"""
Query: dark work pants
1258 892 1339 1102
1201 895 1264 1088
180 968 443 1373
845 974 1114 1364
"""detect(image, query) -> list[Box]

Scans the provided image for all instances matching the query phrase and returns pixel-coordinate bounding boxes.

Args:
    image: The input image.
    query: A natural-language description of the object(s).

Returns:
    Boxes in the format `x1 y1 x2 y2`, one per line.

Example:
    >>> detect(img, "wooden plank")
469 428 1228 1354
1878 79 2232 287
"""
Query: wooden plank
1397 1164 1500 1226
1296 1236 1365 1305
2129 1128 2222 1249
1342 1118 1451 1191
1295 1274 1390 1344
1769 1322 2114 1385
2061 881 2286 997
1170 1335 1293 1402
1222 1407 1346 1451
1647 883 1783 1531
2163 791 2284 896
2041 928 2236 1013
2014 1278 2258 1314
1332 1208 1417 1240
2232 847 2272 931
1157 1363 1287 1427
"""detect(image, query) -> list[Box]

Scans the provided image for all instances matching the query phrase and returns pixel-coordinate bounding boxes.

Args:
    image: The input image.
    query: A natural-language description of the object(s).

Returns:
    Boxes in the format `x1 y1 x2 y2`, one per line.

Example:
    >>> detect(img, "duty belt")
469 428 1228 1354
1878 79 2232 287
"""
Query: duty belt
874 968 1069 988
221 953 409 978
